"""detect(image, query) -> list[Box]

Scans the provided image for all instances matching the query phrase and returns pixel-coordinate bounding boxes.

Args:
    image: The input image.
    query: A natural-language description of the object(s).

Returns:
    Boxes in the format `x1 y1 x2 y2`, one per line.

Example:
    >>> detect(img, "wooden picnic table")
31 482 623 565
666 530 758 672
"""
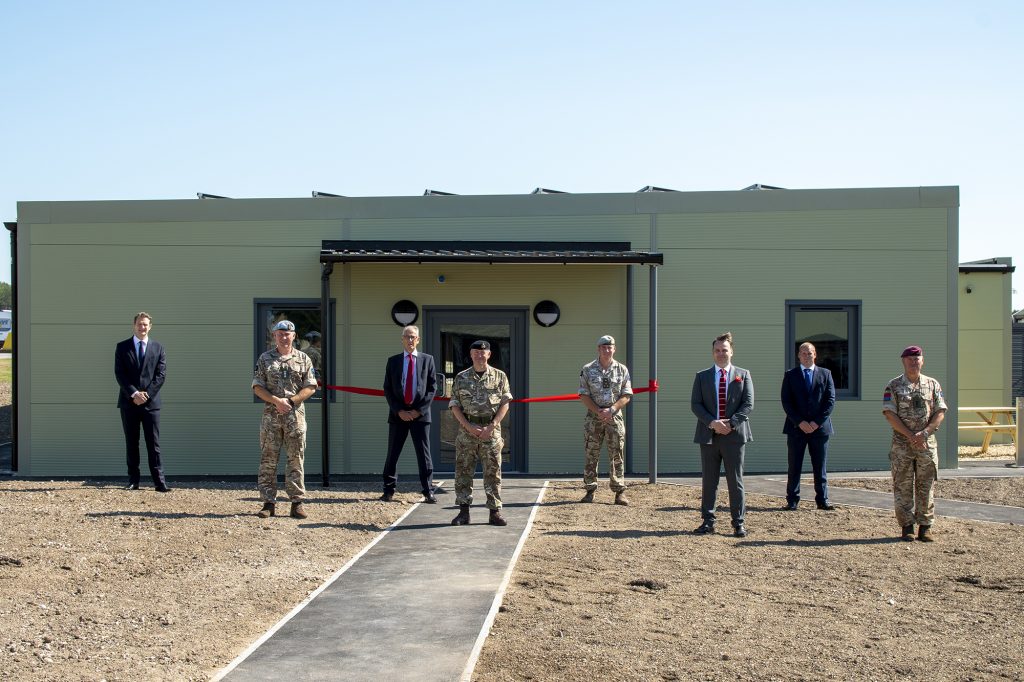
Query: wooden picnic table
958 400 1020 461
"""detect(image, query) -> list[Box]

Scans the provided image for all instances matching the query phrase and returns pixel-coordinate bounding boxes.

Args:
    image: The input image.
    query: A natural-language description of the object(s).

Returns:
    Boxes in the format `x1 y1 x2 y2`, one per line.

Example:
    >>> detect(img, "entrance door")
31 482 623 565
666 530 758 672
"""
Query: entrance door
425 307 528 473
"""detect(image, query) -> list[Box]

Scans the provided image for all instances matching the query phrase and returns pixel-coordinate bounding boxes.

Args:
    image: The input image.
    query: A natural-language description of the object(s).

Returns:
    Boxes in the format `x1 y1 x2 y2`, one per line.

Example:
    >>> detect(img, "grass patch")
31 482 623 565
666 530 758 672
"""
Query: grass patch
0 360 11 384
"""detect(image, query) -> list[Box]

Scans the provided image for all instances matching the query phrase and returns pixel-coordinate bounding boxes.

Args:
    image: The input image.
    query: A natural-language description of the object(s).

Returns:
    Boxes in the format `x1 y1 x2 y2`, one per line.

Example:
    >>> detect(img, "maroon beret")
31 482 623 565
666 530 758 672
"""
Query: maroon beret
900 345 923 357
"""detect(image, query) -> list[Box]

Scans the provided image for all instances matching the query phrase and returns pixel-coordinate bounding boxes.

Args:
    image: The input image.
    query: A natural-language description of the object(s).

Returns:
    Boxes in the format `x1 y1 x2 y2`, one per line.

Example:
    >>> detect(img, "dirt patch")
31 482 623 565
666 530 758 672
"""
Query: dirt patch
830 476 1024 508
2 479 1023 681
959 444 1018 461
473 482 1024 682
0 481 410 680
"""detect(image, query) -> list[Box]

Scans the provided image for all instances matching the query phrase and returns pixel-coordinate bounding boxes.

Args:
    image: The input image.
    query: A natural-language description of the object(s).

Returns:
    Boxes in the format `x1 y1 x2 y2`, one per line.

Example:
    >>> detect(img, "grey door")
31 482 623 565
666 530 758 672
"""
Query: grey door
424 307 528 473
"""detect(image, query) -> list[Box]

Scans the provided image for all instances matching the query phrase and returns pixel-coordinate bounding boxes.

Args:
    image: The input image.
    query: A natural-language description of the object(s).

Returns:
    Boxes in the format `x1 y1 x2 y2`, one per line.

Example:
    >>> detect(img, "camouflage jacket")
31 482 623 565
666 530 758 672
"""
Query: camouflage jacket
449 365 512 418
252 348 317 414
579 358 633 408
882 373 947 436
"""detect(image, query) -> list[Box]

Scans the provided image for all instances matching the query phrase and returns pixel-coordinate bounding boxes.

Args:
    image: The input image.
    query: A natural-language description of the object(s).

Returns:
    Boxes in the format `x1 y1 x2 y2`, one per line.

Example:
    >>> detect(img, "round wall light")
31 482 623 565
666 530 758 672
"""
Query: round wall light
533 300 561 327
391 300 419 326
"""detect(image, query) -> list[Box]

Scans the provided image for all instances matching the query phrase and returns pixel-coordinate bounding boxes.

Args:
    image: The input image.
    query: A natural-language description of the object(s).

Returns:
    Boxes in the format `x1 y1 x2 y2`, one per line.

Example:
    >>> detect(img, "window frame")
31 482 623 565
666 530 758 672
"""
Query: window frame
253 298 336 403
785 300 862 400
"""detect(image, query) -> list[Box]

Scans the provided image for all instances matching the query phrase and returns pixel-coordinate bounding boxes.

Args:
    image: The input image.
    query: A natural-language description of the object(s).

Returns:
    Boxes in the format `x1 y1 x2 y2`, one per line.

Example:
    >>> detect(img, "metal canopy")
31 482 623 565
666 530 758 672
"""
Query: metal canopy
321 240 664 265
318 239 662 487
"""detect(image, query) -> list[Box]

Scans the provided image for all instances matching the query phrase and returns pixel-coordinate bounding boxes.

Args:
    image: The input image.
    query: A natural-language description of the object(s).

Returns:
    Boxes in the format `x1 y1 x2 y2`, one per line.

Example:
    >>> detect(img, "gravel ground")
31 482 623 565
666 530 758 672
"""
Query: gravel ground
830 477 1024 507
473 481 1024 682
1 480 1022 681
0 481 411 681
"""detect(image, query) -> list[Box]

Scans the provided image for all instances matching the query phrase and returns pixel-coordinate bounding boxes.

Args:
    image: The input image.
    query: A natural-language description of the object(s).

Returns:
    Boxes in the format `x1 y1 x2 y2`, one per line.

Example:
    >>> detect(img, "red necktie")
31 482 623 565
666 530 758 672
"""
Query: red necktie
718 368 727 420
404 354 415 404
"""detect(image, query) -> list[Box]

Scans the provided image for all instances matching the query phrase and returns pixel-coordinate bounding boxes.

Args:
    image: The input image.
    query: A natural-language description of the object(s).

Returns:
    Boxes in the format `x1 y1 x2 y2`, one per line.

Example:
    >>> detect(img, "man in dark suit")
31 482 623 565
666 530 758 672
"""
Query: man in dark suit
114 312 169 492
691 332 754 537
380 325 438 503
781 342 836 511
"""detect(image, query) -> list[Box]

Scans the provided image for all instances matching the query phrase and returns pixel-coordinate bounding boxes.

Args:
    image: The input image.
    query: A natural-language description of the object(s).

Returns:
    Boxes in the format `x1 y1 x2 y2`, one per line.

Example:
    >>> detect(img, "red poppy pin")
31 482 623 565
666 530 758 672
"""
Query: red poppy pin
733 374 743 383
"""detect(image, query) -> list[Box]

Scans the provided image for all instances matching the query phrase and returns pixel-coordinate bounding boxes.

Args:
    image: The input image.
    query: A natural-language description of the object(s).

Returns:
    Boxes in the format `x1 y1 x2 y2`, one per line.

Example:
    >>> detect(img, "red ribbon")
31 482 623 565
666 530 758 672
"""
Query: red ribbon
319 378 659 401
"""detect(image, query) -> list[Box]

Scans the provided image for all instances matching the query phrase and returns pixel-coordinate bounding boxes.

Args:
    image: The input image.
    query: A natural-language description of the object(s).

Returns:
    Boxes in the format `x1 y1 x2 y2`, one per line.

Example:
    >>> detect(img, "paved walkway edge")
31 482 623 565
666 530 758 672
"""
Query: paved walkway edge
210 496 426 682
460 480 549 682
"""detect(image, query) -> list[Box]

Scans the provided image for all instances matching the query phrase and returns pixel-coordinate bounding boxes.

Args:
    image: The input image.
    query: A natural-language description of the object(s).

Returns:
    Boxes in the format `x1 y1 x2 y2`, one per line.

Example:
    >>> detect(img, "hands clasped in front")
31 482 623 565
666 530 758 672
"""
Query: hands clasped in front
710 419 733 435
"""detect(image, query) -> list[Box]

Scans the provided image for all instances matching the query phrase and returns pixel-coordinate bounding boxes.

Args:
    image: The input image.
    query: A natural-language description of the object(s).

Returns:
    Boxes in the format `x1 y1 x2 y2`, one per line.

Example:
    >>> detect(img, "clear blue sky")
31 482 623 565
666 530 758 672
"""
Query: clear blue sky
3 1 1022 309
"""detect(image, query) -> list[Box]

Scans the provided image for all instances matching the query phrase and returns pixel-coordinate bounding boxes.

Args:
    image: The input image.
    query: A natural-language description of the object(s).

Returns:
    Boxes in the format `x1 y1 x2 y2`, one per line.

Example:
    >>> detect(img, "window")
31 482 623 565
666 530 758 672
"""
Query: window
254 299 335 402
786 301 861 399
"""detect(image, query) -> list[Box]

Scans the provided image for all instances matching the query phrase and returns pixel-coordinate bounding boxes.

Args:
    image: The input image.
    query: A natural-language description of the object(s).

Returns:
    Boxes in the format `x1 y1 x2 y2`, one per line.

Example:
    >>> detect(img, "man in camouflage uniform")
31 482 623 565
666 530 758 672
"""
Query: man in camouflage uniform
882 345 947 542
578 335 633 505
252 320 318 520
449 340 513 527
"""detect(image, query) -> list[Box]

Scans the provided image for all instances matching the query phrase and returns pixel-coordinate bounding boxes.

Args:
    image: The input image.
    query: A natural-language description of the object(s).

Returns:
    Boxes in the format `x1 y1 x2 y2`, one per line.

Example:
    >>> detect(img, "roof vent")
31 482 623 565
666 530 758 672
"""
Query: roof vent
741 184 785 191
197 193 231 199
637 186 678 193
531 187 567 194
424 189 457 196
312 191 345 198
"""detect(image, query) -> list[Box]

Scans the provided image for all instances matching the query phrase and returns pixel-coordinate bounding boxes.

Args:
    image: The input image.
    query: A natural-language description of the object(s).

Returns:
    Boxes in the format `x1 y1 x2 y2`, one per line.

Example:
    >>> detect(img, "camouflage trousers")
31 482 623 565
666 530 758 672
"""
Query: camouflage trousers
454 430 503 510
889 436 938 526
258 408 307 502
583 412 626 493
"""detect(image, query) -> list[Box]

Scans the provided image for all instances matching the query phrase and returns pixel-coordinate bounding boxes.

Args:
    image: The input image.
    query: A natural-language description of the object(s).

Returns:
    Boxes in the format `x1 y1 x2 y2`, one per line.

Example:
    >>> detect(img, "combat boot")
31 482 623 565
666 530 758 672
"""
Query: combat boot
614 491 630 506
901 524 915 542
580 490 595 503
488 509 507 526
451 505 470 526
257 503 275 519
917 525 934 542
290 501 308 519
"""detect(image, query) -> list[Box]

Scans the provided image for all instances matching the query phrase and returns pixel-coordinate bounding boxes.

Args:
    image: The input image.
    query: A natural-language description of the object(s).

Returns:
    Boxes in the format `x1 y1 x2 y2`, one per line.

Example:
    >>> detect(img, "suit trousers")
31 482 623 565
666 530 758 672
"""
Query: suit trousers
382 420 434 494
120 405 165 486
786 432 830 505
699 439 745 527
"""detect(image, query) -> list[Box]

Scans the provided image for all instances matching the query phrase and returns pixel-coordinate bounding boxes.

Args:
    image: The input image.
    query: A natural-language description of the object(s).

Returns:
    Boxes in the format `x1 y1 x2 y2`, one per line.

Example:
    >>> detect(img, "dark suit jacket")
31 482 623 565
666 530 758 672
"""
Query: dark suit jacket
383 352 437 424
114 337 166 411
691 365 754 445
780 365 835 436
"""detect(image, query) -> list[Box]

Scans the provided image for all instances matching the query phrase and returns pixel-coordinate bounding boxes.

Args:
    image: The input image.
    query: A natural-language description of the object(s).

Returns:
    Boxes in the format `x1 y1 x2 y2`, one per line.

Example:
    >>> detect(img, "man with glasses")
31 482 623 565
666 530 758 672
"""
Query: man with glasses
380 325 438 503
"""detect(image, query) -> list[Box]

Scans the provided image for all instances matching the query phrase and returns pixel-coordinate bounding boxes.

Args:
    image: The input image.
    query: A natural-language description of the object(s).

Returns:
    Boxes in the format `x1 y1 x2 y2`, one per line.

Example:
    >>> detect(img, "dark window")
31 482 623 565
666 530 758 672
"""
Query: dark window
786 301 861 399
254 299 335 402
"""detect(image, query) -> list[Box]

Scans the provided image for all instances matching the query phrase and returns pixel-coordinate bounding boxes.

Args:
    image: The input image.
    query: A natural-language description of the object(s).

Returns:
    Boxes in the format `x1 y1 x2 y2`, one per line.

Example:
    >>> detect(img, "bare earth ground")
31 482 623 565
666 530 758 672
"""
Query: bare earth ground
0 481 1022 682
828 444 1023 507
473 482 1024 682
0 481 411 681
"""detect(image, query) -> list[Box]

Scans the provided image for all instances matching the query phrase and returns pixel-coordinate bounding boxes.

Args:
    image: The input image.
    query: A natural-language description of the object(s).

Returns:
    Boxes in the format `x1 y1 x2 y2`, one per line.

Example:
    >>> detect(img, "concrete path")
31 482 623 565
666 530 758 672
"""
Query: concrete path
214 481 546 682
664 459 1024 525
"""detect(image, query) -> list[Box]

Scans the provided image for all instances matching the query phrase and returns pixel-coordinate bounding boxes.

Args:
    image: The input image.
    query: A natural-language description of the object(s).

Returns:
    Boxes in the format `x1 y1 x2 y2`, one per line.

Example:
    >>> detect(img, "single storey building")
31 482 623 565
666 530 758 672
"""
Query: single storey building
10 184 960 478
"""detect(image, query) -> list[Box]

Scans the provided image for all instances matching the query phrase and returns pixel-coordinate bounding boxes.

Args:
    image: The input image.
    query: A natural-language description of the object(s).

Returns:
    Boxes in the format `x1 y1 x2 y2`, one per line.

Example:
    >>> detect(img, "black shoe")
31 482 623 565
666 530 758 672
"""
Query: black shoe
379 491 394 502
785 502 798 511
422 493 437 504
125 483 140 490
155 485 171 493
733 524 748 538
817 502 836 511
693 522 715 535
